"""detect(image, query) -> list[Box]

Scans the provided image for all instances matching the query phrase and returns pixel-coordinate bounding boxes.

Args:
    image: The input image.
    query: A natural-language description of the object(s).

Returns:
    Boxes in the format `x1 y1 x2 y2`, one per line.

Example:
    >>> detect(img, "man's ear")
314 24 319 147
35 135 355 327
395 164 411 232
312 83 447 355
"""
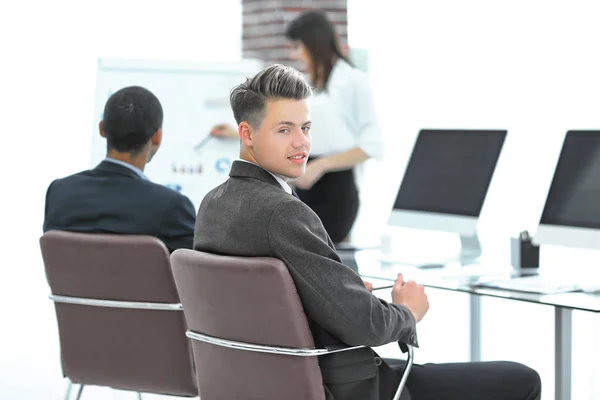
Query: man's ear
239 122 253 147
151 128 162 146
99 121 105 137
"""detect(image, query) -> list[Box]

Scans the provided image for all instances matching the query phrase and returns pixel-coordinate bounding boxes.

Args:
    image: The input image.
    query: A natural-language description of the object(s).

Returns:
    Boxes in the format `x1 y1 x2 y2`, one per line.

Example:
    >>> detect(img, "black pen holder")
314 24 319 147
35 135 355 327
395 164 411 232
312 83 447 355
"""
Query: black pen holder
510 231 540 270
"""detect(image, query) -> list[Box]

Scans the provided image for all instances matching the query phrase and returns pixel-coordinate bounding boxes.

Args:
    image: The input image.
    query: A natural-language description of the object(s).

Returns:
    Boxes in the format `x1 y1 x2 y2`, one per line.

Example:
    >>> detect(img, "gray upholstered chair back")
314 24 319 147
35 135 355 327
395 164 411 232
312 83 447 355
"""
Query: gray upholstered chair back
171 249 326 400
40 230 197 397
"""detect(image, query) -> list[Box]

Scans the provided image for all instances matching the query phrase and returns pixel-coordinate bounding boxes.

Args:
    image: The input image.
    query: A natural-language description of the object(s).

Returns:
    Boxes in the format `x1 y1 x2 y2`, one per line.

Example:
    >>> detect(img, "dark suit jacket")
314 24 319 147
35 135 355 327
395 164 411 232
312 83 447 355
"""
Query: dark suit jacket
44 160 196 253
194 161 418 400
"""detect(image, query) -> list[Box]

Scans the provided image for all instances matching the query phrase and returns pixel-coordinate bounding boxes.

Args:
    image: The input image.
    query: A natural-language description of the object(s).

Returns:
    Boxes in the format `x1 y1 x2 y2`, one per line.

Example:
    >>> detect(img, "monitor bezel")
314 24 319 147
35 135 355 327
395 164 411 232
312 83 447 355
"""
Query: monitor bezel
533 130 600 251
387 128 508 236
534 225 600 250
387 209 478 236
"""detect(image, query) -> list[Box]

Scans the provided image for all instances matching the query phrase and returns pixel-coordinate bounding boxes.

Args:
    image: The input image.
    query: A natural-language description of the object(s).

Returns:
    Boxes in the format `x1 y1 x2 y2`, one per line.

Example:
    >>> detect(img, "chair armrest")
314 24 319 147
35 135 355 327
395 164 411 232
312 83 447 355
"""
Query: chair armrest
392 342 414 400
185 329 414 400
324 344 366 353
398 342 409 353
48 294 183 311
186 330 365 357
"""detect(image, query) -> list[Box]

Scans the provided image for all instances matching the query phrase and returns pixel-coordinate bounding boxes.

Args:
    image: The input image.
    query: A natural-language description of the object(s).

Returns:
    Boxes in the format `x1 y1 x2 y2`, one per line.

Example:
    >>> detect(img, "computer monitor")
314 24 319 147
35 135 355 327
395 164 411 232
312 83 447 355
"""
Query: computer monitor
388 129 507 262
534 130 600 250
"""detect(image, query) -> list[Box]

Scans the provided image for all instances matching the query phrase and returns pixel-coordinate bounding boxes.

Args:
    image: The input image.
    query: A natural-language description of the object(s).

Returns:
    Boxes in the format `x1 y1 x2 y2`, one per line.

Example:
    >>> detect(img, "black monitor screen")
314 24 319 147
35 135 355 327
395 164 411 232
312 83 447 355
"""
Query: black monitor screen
393 129 507 217
540 131 600 229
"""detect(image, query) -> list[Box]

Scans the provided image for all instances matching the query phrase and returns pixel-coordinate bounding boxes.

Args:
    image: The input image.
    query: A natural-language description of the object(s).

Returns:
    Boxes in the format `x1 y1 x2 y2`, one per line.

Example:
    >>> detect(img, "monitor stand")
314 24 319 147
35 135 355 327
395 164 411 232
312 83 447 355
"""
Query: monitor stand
411 234 482 269
458 234 482 264
375 233 482 268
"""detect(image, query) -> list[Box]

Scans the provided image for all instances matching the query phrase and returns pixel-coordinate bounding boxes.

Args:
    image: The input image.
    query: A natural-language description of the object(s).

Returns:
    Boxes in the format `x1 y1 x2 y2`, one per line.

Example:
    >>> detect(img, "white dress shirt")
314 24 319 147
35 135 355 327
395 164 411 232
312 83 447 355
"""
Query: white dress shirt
103 157 149 180
307 60 383 159
237 159 292 194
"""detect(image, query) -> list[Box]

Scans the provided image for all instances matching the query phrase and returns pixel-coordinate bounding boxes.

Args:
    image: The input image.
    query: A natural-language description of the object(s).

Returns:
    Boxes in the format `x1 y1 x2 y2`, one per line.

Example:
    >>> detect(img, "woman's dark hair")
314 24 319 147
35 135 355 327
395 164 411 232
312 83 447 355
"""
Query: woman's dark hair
285 10 352 89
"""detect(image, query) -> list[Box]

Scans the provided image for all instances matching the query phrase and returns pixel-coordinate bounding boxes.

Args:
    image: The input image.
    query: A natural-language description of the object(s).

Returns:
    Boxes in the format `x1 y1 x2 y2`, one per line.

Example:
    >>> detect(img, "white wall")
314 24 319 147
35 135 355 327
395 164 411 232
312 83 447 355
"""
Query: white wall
348 1 600 399
0 1 241 398
351 0 600 238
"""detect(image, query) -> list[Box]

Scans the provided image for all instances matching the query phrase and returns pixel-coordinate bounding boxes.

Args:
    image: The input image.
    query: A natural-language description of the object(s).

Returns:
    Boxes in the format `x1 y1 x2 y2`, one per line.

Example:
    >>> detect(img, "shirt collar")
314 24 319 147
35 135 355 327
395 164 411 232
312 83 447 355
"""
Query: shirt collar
103 157 149 180
237 159 292 194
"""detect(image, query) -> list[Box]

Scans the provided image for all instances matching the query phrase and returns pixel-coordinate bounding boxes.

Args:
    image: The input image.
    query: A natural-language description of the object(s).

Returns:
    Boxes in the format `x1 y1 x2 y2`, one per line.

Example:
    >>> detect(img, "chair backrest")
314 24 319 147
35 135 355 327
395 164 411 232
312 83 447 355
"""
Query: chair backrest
170 249 326 400
40 230 197 397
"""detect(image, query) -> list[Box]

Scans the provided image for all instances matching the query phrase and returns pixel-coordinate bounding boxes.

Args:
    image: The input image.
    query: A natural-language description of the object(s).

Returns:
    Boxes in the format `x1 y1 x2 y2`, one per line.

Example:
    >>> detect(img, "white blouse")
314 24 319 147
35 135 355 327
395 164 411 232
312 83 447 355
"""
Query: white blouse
307 60 383 159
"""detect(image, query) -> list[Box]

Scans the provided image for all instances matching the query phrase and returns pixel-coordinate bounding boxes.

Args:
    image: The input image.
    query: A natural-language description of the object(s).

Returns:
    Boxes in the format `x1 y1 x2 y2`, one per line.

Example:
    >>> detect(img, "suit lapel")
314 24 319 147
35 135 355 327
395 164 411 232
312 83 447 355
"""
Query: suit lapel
229 160 286 192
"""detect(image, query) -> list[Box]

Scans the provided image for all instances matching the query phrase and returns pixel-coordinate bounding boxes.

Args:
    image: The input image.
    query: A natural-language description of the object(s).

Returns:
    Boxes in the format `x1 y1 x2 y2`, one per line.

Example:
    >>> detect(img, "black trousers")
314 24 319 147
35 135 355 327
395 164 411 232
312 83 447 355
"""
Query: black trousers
295 160 359 244
385 358 541 400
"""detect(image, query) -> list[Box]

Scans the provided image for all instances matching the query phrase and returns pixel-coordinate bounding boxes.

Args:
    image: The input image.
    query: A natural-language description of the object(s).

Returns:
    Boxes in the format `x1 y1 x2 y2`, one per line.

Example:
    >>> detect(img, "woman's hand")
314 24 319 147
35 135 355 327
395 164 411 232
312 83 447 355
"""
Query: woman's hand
293 159 327 190
210 124 238 139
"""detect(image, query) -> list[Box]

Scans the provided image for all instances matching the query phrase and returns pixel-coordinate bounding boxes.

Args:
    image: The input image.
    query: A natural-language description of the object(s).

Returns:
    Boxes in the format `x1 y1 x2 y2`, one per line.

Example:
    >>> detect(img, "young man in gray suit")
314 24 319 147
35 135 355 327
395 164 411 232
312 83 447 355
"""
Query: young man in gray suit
194 65 541 400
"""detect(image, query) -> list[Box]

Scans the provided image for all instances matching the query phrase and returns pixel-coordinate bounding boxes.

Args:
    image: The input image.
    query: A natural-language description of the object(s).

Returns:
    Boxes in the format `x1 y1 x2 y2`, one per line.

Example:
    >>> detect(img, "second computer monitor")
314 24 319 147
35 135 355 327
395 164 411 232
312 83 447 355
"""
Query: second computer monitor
388 129 507 260
535 130 600 250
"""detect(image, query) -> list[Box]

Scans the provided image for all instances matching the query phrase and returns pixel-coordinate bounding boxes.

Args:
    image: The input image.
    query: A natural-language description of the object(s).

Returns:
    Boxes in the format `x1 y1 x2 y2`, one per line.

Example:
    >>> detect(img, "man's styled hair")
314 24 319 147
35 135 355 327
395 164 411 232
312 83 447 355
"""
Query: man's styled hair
230 64 312 128
102 86 163 153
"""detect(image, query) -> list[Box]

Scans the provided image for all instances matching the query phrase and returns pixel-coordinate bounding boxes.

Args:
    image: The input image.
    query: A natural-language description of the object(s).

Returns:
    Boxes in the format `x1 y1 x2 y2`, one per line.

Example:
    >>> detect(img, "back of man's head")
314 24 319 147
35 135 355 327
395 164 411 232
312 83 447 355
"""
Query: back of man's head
230 64 312 129
102 86 163 154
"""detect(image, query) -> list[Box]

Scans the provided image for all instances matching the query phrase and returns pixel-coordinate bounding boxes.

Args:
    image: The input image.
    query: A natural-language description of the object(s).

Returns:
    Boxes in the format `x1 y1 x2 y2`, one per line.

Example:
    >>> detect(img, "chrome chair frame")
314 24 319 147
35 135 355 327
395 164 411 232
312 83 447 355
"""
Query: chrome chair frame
49 294 183 400
186 330 414 400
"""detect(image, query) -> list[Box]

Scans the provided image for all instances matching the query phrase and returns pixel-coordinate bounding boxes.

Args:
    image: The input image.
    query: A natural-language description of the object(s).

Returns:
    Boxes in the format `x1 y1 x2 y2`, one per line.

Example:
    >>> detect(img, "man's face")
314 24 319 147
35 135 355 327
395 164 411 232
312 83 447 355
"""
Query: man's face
249 98 311 179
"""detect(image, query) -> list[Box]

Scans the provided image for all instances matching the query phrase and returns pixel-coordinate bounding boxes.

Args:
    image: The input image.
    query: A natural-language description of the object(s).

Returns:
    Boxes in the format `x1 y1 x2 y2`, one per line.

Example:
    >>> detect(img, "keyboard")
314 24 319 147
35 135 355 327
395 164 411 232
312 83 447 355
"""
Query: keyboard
475 275 582 295
375 252 454 267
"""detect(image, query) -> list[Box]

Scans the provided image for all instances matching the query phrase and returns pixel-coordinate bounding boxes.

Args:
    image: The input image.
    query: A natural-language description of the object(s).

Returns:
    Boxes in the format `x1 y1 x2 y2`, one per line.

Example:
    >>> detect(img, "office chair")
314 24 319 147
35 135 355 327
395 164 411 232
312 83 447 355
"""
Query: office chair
170 249 413 400
40 231 197 399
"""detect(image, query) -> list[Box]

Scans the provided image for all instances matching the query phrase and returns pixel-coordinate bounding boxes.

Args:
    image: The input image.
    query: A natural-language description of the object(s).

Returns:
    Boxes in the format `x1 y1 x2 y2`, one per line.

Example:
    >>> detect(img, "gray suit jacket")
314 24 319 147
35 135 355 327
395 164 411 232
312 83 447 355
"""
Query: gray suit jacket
194 161 418 400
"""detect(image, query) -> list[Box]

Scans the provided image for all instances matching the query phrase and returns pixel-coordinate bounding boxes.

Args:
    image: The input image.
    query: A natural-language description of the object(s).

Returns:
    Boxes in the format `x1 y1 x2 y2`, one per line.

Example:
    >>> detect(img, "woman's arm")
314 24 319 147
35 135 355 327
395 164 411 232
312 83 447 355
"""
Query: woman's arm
293 147 368 190
295 69 383 190
210 123 239 139
316 146 369 172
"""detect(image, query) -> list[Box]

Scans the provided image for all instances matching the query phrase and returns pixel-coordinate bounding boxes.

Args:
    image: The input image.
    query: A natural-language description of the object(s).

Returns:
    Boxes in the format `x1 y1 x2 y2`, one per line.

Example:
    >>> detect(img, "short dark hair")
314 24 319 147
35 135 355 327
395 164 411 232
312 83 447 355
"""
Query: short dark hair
102 86 163 153
230 64 312 128
285 10 352 90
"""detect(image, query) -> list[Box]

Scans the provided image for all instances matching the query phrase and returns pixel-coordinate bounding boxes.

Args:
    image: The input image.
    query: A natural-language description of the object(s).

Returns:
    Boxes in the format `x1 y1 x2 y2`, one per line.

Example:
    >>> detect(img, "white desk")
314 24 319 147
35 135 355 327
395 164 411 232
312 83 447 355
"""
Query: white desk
352 249 600 400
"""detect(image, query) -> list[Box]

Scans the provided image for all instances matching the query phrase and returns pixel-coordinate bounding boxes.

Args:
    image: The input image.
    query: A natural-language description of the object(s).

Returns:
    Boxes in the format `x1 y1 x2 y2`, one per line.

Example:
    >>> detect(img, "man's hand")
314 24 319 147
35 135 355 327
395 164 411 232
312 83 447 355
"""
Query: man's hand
391 273 429 322
292 159 326 190
210 123 238 139
362 279 374 292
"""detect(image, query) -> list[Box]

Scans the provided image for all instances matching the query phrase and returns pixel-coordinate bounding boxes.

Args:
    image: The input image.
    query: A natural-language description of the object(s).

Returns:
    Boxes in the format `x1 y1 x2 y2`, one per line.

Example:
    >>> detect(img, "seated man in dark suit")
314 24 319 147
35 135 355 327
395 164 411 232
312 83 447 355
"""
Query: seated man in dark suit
193 65 541 400
44 86 195 253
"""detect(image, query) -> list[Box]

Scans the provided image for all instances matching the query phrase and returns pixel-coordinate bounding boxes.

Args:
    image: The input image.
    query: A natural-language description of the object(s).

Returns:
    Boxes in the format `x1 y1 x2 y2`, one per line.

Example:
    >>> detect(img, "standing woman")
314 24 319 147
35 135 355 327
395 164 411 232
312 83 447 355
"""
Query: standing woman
285 10 383 244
